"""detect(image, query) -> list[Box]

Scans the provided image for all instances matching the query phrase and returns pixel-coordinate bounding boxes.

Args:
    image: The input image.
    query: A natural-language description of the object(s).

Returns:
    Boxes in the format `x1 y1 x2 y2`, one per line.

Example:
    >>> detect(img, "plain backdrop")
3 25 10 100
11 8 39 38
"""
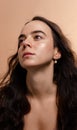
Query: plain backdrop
0 0 77 77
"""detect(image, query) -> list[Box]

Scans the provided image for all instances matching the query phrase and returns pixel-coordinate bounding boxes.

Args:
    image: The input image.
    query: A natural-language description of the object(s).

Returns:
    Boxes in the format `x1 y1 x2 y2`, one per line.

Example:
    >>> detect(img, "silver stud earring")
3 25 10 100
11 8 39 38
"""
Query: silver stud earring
54 60 57 64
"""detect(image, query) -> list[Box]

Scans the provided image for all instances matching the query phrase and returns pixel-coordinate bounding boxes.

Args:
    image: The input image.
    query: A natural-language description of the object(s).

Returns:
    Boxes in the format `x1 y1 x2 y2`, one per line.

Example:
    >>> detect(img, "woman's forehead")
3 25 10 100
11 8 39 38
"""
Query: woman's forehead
21 20 52 35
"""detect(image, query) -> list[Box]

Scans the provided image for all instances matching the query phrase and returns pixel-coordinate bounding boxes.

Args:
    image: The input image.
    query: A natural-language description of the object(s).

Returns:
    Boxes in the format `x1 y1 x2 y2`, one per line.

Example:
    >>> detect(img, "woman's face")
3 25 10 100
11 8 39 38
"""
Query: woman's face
18 20 59 69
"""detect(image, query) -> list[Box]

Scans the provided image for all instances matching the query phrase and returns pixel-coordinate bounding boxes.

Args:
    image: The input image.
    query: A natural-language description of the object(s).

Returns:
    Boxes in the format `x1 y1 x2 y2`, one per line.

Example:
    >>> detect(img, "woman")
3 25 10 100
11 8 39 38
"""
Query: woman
0 16 77 130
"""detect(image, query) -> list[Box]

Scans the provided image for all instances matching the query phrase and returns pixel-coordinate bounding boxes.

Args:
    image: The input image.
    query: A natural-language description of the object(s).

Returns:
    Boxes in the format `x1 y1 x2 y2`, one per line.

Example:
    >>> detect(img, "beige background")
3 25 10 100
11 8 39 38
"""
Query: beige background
0 0 77 76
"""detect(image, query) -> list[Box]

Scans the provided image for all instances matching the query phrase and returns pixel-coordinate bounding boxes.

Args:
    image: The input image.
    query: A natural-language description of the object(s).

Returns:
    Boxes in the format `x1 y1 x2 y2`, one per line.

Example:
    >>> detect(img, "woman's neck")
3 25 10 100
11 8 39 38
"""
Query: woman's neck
26 63 57 100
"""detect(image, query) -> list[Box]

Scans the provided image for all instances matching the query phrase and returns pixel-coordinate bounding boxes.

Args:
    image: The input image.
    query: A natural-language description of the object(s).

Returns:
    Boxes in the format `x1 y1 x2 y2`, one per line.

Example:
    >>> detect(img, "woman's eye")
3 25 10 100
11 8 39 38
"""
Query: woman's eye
18 40 23 48
18 37 25 47
34 35 42 40
19 37 25 43
19 39 23 44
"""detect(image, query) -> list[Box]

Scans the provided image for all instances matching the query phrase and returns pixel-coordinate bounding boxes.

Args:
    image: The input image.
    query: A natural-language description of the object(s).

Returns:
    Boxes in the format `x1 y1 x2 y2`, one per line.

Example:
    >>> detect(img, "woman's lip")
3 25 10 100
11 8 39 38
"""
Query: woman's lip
23 52 35 57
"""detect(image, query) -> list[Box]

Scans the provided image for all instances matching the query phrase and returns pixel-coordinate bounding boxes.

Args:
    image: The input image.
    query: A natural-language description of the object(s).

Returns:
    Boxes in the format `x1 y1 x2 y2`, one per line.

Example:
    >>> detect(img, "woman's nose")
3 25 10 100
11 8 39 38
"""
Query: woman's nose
23 37 32 48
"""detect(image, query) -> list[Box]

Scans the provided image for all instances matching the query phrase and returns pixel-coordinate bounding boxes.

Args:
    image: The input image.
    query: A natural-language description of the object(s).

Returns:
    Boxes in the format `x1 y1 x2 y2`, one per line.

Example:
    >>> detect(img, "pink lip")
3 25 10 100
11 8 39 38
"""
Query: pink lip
23 52 35 57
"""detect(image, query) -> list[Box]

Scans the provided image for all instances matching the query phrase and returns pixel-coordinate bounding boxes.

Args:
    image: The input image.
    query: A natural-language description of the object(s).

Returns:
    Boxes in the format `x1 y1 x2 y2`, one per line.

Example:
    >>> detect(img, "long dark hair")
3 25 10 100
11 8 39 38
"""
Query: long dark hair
0 16 77 130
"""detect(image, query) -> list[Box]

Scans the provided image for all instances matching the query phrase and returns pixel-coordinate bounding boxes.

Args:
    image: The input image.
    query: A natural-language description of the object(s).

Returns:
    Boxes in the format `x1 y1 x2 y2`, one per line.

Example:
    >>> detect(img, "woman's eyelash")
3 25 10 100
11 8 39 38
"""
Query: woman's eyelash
18 37 26 48
19 39 24 43
19 37 25 43
34 35 43 40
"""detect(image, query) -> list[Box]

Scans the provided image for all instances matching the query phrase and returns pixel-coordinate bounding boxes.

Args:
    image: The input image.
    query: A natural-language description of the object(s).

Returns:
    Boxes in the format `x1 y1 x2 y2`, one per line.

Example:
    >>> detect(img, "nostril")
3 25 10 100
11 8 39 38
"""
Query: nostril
22 42 31 49
23 44 26 49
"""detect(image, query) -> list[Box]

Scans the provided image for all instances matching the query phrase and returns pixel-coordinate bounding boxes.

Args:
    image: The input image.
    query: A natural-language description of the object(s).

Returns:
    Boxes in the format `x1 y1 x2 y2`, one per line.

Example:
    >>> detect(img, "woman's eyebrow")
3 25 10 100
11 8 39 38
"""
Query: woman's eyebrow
18 30 47 39
31 30 47 36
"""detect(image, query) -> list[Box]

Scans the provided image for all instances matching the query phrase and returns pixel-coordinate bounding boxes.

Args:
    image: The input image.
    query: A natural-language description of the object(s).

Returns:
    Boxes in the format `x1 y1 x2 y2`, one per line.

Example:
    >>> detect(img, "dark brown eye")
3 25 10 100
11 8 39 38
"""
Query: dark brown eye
18 34 26 48
18 38 24 48
34 35 42 40
19 37 25 44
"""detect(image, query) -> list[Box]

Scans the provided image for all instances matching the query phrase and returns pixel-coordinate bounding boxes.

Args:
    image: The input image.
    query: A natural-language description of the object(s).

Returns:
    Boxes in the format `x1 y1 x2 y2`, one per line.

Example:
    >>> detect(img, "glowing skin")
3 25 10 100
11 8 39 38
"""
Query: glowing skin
18 20 61 130
18 20 58 70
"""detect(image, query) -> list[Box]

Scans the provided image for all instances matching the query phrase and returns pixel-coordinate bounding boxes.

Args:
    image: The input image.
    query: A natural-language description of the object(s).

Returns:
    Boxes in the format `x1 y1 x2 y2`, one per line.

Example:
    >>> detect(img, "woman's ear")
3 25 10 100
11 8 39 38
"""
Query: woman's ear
53 47 61 60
